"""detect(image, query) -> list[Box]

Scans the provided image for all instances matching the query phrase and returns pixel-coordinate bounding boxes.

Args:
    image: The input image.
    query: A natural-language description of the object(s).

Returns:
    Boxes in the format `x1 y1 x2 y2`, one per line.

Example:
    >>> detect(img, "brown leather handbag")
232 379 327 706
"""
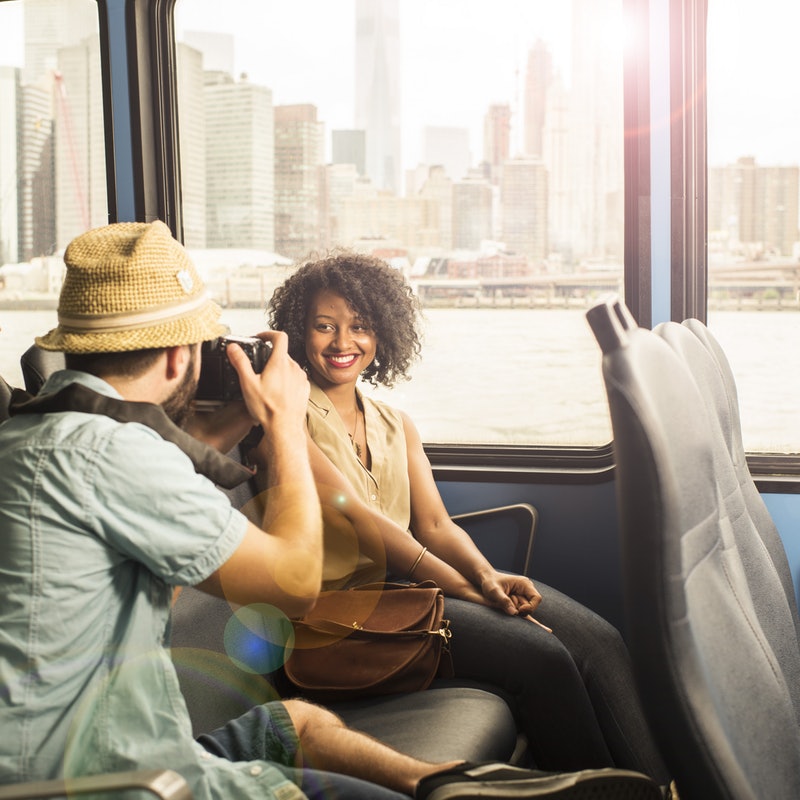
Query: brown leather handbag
284 581 453 701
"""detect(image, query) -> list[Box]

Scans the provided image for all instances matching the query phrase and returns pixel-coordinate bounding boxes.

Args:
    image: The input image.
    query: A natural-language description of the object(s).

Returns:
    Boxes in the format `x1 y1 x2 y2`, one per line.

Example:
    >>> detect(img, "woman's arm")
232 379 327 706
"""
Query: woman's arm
305 432 486 604
402 411 541 617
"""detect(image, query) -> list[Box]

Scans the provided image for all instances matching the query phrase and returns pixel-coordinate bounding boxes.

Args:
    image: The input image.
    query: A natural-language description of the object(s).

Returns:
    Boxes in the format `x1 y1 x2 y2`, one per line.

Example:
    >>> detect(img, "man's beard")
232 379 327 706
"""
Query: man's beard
162 348 198 428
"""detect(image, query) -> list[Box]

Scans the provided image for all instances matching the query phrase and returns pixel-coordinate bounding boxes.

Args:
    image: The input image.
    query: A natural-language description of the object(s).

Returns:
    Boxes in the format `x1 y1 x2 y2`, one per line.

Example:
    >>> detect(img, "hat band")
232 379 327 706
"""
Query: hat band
58 291 214 334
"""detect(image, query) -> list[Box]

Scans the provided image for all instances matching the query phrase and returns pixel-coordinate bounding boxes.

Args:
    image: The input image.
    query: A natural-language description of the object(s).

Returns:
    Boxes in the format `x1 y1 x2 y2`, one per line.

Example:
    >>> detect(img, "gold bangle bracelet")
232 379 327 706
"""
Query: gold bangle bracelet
407 546 428 580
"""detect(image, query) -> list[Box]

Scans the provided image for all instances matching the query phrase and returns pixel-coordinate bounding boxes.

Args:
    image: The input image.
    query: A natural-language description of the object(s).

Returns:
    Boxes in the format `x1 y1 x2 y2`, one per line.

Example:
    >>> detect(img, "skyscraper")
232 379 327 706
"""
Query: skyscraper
523 40 553 158
568 0 624 262
23 0 98 85
176 41 208 249
483 104 511 185
453 173 493 251
53 36 107 250
274 104 324 260
0 67 20 266
332 129 366 176
709 157 800 257
355 0 401 195
204 74 274 250
501 158 548 264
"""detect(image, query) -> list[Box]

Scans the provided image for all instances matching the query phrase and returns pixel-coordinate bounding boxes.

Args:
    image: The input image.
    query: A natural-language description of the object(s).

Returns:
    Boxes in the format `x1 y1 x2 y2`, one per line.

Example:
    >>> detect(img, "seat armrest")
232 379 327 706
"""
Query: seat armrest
0 769 192 800
451 503 537 574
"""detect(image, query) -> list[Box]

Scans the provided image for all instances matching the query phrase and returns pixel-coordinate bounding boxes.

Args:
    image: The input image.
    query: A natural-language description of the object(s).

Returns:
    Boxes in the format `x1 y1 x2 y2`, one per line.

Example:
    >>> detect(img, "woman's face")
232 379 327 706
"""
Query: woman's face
305 289 377 389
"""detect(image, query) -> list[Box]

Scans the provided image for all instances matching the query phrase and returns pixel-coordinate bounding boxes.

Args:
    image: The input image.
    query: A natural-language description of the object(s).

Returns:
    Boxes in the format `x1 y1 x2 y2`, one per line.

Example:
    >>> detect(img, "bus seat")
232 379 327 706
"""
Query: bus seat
654 319 800 713
451 503 537 575
171 586 519 764
680 317 800 629
1 375 13 422
0 769 191 800
586 297 800 800
20 344 65 395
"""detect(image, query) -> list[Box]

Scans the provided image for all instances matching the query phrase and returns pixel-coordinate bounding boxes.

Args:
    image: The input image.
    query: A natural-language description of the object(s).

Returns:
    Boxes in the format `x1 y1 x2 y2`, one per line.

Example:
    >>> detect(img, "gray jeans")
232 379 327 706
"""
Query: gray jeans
442 584 669 783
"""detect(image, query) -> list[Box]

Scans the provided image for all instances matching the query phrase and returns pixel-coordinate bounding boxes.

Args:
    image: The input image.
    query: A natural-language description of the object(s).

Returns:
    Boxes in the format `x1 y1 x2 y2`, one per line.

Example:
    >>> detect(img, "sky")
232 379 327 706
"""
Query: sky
1 0 799 168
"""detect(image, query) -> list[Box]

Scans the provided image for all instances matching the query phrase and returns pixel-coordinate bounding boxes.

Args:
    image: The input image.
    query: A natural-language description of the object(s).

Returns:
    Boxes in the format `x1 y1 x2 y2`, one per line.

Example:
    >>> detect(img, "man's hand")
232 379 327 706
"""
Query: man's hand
226 330 309 431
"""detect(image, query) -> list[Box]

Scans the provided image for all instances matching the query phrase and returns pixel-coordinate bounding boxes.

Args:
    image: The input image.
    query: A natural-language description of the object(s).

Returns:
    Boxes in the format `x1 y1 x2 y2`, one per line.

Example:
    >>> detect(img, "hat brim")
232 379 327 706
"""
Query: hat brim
35 299 227 353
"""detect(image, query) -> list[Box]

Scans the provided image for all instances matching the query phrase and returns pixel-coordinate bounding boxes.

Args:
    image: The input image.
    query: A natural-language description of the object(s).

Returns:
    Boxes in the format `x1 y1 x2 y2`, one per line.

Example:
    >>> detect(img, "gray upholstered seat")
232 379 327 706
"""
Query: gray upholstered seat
587 298 800 800
170 586 519 764
679 317 800 636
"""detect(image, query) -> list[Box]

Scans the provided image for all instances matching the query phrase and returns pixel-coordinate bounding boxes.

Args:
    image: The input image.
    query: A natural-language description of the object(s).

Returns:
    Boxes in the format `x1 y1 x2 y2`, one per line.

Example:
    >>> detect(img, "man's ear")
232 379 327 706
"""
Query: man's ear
164 345 190 381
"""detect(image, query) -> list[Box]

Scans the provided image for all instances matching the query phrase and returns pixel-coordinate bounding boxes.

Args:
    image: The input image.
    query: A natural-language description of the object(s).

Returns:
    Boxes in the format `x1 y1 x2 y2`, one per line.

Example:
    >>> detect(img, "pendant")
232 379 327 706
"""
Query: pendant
348 434 362 459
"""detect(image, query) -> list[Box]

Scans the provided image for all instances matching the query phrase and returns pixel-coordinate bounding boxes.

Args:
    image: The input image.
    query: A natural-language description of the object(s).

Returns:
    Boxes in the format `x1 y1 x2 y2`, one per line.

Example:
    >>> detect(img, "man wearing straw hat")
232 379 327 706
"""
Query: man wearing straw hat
0 222 664 800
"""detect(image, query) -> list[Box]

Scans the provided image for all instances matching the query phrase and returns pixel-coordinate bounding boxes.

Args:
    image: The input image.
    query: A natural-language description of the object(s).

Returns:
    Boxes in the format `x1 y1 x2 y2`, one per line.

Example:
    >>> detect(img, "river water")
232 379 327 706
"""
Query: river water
1 306 798 452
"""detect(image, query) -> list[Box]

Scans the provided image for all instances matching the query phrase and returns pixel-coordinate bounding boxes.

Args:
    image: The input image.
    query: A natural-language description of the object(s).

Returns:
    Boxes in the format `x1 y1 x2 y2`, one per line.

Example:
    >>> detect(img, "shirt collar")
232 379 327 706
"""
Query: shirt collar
42 369 124 400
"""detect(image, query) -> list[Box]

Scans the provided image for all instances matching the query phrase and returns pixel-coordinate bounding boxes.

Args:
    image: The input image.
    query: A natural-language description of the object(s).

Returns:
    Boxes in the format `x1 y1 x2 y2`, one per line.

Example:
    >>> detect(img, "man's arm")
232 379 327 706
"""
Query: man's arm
196 332 322 619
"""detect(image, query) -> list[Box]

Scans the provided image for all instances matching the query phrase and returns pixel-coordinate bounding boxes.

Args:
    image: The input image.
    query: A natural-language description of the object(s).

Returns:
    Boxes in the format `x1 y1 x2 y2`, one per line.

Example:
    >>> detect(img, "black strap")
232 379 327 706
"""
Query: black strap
9 383 255 490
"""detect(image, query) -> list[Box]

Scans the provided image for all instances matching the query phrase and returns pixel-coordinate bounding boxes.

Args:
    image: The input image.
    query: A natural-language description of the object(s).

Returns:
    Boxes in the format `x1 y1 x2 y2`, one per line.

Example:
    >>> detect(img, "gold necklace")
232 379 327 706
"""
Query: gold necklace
348 406 363 459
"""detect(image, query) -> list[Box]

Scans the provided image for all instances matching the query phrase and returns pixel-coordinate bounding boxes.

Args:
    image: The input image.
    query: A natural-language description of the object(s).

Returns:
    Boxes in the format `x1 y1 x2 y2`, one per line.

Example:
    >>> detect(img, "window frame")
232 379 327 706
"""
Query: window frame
94 0 800 488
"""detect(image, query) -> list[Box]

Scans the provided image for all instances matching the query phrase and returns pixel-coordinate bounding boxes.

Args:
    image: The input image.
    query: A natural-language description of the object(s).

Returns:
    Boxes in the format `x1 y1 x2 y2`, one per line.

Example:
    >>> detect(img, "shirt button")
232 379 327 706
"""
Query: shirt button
200 751 212 760
370 493 377 501
250 765 263 776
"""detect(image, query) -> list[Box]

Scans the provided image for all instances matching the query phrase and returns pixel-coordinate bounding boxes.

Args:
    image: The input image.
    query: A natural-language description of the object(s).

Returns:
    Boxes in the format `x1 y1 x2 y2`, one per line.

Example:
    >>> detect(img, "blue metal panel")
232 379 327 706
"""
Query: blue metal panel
763 493 800 612
438 480 625 631
104 0 136 220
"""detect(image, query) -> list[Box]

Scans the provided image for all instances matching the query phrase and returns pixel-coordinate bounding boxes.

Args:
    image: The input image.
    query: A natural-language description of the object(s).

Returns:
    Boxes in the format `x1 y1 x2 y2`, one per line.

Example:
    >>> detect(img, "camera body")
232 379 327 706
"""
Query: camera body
195 335 271 404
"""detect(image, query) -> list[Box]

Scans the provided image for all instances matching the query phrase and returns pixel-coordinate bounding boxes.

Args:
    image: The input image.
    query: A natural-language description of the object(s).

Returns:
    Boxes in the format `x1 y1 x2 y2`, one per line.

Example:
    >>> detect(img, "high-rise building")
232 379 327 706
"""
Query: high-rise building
453 173 493 251
500 157 548 264
23 0 98 85
542 74 571 257
483 104 511 185
321 162 361 249
0 67 20 266
418 166 453 251
332 129 366 176
21 80 56 260
568 0 624 262
355 0 401 195
523 40 553 158
53 36 107 250
274 104 324 261
175 42 207 248
708 157 800 257
204 74 274 250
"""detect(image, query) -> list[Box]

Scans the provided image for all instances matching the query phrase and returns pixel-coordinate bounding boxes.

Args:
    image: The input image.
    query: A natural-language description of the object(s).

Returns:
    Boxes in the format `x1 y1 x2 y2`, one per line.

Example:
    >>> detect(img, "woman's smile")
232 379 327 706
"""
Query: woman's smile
324 352 361 369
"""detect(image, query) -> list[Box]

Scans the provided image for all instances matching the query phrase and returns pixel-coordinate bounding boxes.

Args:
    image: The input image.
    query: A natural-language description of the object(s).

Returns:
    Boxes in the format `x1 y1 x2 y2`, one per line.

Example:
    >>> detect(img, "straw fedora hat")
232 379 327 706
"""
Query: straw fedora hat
36 221 226 353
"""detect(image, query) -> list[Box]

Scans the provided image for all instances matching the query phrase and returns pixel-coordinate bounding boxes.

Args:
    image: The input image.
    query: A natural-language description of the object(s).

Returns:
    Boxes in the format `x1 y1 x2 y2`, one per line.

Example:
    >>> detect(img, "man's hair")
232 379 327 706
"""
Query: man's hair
64 348 166 380
268 250 422 387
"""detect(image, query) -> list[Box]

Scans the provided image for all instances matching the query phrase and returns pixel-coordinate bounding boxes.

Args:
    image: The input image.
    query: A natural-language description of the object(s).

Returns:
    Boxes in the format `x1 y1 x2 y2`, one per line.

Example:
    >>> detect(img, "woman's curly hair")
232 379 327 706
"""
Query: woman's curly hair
268 250 422 387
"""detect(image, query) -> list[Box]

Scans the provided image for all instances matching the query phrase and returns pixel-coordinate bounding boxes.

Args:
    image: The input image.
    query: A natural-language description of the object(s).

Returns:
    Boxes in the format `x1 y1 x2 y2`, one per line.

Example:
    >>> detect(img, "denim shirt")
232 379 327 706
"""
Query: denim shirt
0 371 305 799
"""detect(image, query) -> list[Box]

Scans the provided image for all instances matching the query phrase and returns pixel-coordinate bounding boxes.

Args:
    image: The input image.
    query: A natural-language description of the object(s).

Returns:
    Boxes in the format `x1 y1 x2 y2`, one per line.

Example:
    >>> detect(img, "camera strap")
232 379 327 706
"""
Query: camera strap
8 383 255 489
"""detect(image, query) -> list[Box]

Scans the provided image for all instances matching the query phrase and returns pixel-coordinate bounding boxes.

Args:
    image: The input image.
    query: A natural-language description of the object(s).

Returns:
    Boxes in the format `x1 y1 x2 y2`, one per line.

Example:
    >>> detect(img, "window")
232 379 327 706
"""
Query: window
174 0 626 446
0 0 106 388
707 0 800 454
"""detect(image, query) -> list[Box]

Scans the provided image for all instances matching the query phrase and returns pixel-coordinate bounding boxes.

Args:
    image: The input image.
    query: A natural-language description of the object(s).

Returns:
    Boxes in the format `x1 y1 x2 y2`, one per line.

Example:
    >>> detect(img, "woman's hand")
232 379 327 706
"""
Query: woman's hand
479 570 542 617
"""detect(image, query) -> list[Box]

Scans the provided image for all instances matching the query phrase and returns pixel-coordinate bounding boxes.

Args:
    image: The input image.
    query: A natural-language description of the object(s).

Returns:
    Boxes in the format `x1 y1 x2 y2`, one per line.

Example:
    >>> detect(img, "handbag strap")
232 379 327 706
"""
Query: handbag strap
294 617 452 642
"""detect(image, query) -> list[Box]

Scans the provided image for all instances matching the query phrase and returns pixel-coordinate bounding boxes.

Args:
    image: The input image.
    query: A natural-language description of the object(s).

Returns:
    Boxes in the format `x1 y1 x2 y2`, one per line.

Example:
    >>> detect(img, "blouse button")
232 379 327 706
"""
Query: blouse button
370 493 377 501
250 765 263 776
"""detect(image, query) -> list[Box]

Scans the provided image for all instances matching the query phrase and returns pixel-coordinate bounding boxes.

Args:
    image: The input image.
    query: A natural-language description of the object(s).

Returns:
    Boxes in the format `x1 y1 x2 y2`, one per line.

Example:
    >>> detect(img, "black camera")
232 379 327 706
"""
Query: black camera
195 335 271 404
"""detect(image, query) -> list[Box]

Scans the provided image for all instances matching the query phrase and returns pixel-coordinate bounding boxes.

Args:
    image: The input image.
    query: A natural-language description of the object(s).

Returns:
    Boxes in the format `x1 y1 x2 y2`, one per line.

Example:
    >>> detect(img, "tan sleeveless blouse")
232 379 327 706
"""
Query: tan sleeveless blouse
306 382 413 588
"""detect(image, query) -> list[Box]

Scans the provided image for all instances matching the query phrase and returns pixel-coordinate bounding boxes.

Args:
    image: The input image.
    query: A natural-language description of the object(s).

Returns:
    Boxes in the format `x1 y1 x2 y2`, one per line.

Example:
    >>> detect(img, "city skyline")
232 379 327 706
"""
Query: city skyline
3 0 800 169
